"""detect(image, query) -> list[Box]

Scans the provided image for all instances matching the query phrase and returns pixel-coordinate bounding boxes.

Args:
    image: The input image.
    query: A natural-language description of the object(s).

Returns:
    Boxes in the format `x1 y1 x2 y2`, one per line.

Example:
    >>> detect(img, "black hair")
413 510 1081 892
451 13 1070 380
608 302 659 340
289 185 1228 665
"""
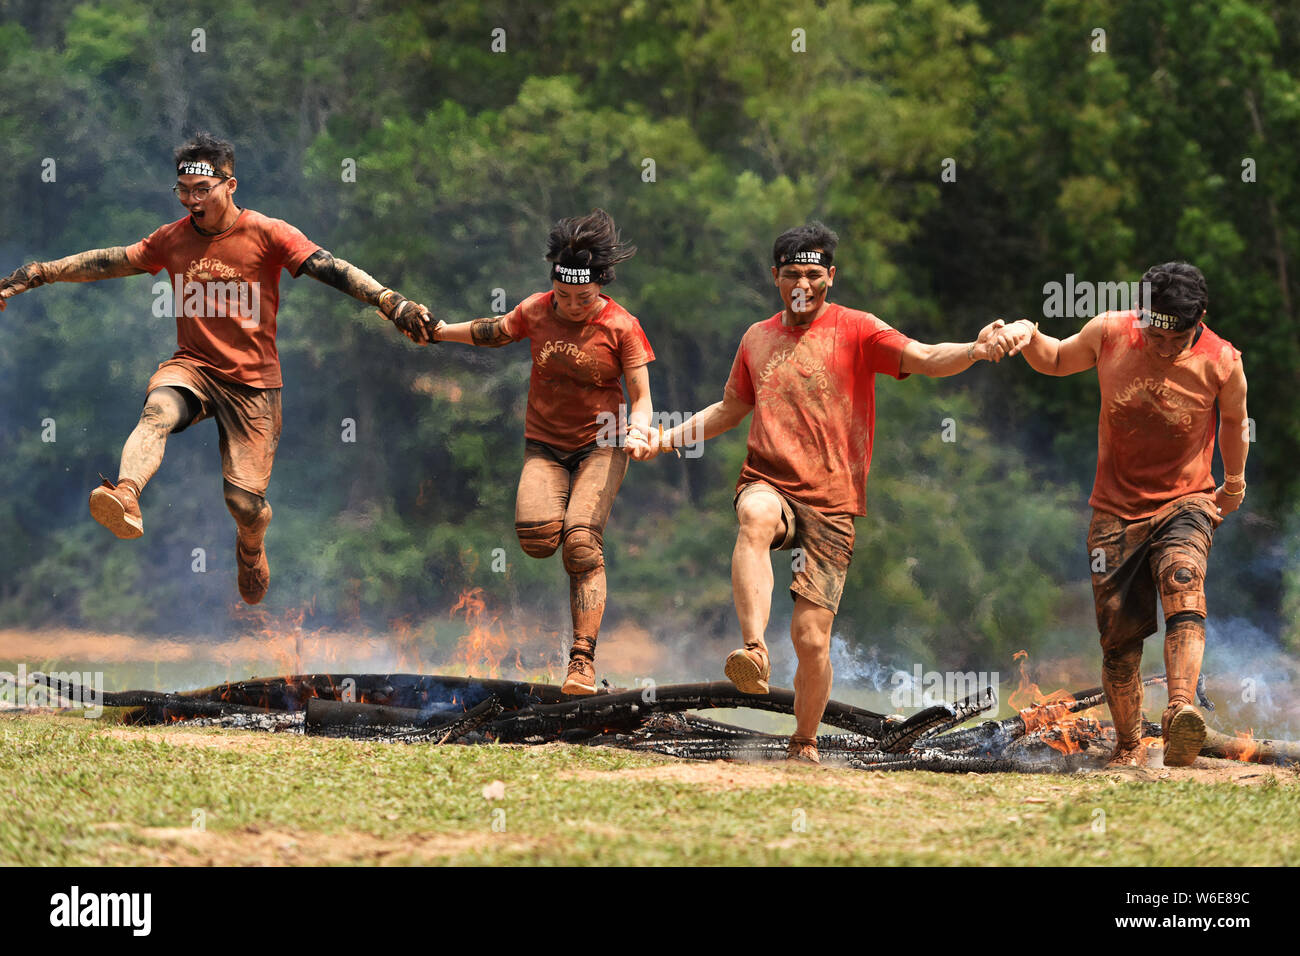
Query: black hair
545 209 636 285
174 132 235 176
773 221 839 267
1142 262 1208 331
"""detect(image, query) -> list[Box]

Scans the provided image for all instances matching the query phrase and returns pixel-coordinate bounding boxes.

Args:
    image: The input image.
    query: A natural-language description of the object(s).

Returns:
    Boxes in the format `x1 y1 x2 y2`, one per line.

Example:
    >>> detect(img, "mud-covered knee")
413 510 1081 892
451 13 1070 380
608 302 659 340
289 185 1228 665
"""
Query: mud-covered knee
516 520 562 559
140 401 179 433
224 487 267 528
1102 645 1142 681
1156 552 1207 619
561 527 604 576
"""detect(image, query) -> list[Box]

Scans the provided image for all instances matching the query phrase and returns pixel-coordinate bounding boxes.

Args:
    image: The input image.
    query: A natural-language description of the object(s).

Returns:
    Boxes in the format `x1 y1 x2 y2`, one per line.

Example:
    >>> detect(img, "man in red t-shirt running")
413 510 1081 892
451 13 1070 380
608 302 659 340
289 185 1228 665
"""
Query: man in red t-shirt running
995 262 1249 767
646 222 1009 762
0 132 435 604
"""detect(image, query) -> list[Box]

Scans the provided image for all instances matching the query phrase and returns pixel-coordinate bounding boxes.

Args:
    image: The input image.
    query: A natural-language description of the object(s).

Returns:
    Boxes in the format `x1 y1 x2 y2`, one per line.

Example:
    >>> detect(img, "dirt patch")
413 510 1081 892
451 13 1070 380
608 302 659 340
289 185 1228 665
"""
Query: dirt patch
100 727 290 752
559 757 911 793
1086 755 1300 786
126 825 533 865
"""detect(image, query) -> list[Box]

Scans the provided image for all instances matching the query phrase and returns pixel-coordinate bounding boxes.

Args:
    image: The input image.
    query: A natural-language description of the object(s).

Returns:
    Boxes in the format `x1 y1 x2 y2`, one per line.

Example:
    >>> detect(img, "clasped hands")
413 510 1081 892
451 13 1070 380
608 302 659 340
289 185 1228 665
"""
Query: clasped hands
975 318 1037 363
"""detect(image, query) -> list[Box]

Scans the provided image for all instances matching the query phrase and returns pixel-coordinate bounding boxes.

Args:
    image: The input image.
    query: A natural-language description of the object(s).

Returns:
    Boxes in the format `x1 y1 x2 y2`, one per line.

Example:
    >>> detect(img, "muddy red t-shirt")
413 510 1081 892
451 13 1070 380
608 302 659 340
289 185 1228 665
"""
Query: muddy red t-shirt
1090 310 1240 520
502 291 655 450
724 304 913 516
126 208 320 388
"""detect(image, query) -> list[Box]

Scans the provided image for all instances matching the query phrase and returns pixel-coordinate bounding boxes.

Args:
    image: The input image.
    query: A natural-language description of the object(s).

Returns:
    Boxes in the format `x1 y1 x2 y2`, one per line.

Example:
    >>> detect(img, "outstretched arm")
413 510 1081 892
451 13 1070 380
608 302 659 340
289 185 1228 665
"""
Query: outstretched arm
433 315 514 347
897 320 1010 377
0 248 145 310
1215 357 1249 517
648 390 752 459
297 249 434 344
1004 315 1105 376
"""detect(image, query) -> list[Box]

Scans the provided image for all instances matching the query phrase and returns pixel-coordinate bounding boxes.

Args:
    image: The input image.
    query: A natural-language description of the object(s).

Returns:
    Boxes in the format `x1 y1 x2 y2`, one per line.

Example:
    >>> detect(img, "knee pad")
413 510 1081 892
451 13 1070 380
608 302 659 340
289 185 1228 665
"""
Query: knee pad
561 527 604 576
1155 550 1207 619
516 520 562 559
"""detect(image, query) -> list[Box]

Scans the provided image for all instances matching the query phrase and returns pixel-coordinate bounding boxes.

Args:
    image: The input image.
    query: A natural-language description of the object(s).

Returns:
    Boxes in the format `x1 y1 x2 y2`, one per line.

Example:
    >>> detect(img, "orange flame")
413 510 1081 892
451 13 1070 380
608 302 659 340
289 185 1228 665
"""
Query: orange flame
449 588 512 678
1010 650 1104 755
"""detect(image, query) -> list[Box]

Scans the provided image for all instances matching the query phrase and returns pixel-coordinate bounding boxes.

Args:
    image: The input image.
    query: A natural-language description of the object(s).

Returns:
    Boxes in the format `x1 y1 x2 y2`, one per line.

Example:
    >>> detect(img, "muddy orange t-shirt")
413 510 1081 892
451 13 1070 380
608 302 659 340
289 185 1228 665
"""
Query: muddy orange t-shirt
502 291 655 450
1090 310 1241 520
724 304 913 516
126 208 320 388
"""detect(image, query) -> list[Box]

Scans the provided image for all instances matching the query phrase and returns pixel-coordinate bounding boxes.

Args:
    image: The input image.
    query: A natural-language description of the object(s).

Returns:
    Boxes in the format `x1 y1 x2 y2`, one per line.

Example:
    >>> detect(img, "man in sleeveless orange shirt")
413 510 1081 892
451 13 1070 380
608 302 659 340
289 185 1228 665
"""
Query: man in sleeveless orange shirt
0 132 435 605
998 262 1249 767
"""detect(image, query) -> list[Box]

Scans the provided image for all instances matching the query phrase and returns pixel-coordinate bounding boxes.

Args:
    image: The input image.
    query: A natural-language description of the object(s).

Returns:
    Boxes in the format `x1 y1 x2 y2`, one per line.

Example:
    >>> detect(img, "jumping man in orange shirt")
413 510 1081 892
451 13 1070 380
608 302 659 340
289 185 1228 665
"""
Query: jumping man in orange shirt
0 132 435 604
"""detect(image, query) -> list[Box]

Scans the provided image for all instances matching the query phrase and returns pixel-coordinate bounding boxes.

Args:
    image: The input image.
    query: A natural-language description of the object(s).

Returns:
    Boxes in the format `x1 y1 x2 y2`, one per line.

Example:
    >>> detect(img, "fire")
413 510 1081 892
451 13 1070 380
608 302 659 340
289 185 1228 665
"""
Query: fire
449 588 512 678
1224 730 1261 763
1008 649 1073 711
1010 650 1106 756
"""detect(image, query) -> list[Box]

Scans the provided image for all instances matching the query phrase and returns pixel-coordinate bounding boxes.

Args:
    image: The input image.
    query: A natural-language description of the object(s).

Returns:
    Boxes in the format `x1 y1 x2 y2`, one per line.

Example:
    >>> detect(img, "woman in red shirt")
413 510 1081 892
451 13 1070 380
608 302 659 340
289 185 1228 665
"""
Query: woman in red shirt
434 210 655 695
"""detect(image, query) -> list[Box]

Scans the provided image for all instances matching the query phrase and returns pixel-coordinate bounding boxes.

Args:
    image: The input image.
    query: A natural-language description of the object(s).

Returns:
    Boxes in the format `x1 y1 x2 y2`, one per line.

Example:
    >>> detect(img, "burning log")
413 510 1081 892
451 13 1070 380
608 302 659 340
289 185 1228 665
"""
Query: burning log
878 689 997 753
1201 729 1300 765
423 696 506 744
172 673 563 711
64 667 1300 774
304 698 427 735
482 681 895 743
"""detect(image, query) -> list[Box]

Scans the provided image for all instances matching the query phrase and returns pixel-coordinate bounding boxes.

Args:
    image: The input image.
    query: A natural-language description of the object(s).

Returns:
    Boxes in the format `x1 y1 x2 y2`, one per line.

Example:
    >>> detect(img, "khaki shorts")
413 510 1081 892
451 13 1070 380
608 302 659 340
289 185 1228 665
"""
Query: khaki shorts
147 359 282 497
734 481 855 613
1087 496 1219 657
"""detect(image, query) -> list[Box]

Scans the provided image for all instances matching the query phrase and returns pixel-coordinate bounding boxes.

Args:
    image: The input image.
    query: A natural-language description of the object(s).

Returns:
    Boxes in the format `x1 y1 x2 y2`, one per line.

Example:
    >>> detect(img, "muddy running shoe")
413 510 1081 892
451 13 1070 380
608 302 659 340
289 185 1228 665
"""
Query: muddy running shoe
561 656 597 696
1161 703 1206 767
787 735 820 765
88 477 143 539
724 643 770 695
236 540 270 605
1105 740 1146 768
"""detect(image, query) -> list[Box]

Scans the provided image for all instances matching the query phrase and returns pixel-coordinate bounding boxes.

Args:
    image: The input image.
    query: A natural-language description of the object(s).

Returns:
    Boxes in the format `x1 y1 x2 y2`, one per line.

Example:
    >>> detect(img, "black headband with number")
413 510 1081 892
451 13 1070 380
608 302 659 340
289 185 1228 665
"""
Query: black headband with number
177 161 227 178
778 250 831 268
552 263 596 285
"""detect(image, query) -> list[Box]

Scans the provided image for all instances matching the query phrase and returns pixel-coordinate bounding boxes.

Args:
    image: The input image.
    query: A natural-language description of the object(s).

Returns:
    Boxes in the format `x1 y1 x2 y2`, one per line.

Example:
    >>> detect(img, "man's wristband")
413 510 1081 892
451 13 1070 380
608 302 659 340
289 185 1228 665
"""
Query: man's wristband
377 289 401 317
967 341 977 362
1221 483 1246 497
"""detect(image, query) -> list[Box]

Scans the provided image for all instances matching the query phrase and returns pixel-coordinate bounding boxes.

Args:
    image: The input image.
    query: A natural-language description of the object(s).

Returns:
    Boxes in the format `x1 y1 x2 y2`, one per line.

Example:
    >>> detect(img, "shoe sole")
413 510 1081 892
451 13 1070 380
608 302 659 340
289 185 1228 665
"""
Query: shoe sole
560 679 597 696
724 651 770 695
89 489 143 539
1163 708 1206 767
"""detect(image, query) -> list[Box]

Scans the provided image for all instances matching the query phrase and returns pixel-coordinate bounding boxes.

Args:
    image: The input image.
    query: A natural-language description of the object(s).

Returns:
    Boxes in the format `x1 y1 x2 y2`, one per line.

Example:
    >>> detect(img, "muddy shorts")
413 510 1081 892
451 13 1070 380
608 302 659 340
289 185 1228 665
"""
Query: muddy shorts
146 358 282 497
735 481 855 613
515 439 628 550
1086 496 1219 657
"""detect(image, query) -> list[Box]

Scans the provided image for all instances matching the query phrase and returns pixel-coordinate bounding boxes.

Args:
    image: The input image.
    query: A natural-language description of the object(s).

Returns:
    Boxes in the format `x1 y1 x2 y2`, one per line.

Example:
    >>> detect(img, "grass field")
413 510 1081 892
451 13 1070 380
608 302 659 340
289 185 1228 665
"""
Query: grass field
4 712 1298 866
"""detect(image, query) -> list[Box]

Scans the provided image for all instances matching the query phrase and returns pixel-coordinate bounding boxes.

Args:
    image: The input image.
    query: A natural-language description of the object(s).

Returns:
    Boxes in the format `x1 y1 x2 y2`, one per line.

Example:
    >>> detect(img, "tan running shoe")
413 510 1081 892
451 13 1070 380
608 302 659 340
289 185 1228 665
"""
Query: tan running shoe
561 656 597 696
236 540 270 605
787 735 820 764
1162 703 1206 767
88 477 143 539
724 643 770 695
1105 740 1146 768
